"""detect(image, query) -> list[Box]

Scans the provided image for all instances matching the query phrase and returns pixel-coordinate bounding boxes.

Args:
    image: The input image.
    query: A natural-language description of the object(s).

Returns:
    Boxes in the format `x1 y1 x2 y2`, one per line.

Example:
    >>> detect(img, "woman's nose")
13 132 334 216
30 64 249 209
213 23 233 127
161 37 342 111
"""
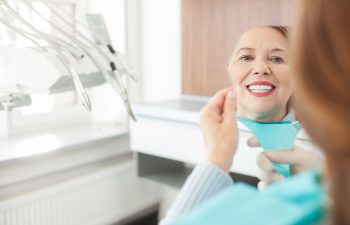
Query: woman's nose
252 59 271 75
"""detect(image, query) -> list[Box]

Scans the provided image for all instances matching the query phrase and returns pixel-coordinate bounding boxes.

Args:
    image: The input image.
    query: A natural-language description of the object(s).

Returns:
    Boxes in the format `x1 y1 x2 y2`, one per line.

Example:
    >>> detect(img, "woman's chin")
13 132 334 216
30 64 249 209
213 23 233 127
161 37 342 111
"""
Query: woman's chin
240 104 281 120
248 105 276 114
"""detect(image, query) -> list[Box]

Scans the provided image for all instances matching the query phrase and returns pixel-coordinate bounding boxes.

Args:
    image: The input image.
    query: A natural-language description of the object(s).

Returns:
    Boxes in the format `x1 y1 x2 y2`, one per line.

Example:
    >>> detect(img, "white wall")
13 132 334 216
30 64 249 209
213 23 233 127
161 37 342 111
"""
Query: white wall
126 0 182 103
141 0 181 102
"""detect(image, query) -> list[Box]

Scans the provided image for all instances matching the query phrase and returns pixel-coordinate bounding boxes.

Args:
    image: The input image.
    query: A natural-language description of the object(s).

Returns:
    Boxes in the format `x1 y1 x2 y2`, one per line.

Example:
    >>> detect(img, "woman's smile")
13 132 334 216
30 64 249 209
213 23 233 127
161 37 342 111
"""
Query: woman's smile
246 81 276 97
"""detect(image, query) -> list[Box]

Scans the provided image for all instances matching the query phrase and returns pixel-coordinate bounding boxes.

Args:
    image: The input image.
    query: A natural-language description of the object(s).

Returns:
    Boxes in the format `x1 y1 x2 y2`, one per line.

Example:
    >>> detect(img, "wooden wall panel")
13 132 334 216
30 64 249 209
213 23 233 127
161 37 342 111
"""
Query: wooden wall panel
182 0 296 96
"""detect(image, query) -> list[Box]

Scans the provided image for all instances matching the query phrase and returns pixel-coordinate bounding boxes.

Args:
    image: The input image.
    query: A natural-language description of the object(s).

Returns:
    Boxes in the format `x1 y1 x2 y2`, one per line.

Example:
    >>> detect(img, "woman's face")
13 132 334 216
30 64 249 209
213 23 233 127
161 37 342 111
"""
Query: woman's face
228 27 293 121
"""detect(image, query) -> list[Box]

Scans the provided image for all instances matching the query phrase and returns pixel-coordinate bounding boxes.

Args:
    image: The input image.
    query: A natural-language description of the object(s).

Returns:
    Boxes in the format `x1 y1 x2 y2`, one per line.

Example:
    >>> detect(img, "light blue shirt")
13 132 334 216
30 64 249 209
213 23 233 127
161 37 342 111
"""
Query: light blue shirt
159 162 233 225
173 169 324 225
160 163 325 225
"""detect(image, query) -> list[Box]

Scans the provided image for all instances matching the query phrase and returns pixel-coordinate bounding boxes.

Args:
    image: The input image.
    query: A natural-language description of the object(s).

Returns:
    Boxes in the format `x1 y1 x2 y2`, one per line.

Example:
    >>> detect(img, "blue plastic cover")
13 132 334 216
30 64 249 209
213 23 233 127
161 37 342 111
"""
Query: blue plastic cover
174 171 324 225
238 117 302 177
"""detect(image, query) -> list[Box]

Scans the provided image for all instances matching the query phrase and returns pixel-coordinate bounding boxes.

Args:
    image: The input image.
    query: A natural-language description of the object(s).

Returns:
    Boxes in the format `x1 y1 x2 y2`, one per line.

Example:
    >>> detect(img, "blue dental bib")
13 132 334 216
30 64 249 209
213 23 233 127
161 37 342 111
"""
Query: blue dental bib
238 117 302 177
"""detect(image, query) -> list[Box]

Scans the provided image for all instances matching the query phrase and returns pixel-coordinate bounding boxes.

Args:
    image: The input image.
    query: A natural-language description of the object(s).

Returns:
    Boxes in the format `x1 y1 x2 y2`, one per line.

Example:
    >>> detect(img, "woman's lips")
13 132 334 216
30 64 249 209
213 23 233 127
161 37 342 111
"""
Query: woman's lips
246 81 276 97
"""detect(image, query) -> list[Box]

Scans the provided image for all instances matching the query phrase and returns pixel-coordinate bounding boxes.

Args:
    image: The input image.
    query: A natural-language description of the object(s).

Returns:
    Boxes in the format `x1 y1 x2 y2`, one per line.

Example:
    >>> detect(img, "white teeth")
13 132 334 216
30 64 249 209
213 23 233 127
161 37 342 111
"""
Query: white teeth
248 85 274 93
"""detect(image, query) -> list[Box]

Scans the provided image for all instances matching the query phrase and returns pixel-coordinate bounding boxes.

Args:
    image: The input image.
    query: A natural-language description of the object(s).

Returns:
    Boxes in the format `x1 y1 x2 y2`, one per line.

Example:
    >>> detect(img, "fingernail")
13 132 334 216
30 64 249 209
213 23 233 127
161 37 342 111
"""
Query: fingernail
229 90 235 99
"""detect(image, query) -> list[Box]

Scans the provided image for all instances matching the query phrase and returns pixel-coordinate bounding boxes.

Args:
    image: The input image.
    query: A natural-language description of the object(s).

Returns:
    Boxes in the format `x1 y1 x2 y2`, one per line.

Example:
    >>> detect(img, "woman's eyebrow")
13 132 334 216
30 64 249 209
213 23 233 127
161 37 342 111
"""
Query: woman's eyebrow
271 48 286 53
235 47 254 56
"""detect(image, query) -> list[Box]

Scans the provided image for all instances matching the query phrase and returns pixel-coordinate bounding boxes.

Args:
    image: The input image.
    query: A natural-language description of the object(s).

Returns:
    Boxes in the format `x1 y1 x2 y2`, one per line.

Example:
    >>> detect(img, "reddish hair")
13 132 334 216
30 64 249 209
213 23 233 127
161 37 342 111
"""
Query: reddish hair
292 0 350 224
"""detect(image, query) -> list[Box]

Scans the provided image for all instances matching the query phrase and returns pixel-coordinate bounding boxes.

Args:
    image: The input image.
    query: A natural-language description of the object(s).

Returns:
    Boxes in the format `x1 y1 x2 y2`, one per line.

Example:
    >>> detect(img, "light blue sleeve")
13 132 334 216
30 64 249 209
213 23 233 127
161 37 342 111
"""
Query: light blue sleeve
159 162 233 225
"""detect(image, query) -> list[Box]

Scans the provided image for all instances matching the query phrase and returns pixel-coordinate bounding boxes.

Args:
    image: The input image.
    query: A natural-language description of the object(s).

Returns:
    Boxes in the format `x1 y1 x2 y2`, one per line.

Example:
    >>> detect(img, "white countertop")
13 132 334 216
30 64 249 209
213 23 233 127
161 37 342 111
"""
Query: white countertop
0 121 128 162
132 95 208 124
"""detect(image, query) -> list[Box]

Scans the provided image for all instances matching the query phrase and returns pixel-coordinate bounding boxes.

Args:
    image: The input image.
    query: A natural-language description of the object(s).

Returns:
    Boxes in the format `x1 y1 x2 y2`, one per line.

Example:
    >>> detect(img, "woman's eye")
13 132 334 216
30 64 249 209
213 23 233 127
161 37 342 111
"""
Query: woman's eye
270 56 285 63
239 55 254 61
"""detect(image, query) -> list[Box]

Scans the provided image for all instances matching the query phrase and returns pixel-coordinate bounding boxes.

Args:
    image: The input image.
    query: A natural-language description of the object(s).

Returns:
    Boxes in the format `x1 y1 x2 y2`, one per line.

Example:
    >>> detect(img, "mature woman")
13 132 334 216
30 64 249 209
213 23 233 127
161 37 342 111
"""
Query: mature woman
161 0 350 224
229 26 321 186
229 26 292 123
220 26 299 179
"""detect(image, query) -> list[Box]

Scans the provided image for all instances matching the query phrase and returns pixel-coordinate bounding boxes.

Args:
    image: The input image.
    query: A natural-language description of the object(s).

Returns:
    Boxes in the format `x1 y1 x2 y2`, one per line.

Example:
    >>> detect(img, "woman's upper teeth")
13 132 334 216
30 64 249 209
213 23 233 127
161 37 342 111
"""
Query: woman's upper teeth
248 85 273 91
247 85 274 93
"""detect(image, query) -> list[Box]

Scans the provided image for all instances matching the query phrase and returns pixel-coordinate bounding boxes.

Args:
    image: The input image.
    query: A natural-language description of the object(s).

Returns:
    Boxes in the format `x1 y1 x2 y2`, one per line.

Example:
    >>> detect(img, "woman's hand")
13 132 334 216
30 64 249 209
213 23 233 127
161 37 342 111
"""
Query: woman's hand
199 88 238 173
248 137 324 189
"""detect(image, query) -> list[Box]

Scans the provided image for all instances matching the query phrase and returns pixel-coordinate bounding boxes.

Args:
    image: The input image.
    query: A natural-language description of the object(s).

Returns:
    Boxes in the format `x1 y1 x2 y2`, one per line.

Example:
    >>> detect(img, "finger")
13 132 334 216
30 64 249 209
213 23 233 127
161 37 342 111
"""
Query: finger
223 90 237 125
247 136 261 147
264 149 299 165
256 152 274 173
268 172 285 183
206 88 231 114
257 181 267 191
256 169 272 183
257 171 284 188
257 152 286 184
199 108 222 124
199 88 232 125
257 175 286 190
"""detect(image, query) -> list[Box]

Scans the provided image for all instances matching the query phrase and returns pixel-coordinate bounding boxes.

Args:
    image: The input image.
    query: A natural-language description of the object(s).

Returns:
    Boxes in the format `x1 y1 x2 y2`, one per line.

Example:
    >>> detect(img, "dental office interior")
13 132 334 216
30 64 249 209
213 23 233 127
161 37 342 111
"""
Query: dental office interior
0 0 306 225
